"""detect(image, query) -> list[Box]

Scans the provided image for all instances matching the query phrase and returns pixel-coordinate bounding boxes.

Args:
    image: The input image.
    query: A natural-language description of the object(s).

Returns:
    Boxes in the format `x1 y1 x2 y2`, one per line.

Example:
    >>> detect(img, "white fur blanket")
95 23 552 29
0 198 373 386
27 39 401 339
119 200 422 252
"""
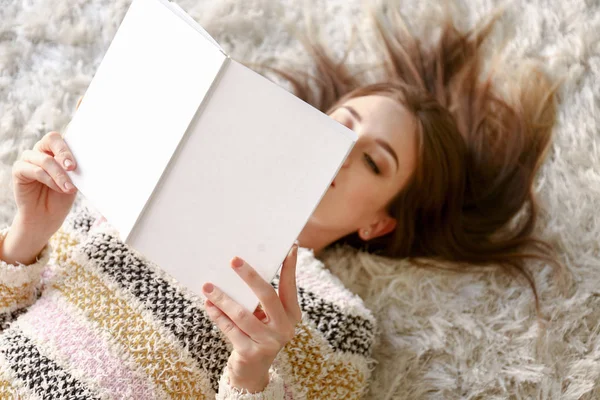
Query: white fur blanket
1 0 599 398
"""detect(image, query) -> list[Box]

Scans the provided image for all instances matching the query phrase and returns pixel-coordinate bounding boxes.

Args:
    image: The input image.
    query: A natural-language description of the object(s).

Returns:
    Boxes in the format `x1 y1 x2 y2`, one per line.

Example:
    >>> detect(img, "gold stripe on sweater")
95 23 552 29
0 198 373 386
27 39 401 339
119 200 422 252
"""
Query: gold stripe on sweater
49 228 81 264
0 378 17 398
0 354 21 399
0 226 77 311
53 259 211 399
284 324 368 400
0 282 36 311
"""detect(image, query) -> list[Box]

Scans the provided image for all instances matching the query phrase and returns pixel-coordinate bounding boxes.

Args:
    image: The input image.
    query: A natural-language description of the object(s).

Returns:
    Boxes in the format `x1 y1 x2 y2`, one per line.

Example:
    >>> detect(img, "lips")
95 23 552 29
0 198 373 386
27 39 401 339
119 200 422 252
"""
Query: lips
331 180 336 188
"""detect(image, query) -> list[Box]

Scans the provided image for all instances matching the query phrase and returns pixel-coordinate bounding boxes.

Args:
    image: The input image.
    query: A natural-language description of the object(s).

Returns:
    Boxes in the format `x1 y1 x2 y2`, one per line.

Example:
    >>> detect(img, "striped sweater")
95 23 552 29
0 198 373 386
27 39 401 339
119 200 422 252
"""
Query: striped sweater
0 205 376 399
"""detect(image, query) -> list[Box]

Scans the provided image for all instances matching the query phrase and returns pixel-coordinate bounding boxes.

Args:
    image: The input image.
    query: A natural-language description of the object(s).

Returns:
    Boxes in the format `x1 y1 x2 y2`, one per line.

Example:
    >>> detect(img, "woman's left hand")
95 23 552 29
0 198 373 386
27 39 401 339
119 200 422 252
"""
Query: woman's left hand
202 244 301 393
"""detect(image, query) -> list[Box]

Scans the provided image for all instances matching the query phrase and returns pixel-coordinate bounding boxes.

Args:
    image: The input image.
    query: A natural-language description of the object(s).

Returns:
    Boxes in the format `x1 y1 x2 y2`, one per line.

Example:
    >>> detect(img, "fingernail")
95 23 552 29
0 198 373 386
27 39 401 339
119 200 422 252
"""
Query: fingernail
203 283 214 294
64 159 73 169
64 182 74 191
231 257 244 268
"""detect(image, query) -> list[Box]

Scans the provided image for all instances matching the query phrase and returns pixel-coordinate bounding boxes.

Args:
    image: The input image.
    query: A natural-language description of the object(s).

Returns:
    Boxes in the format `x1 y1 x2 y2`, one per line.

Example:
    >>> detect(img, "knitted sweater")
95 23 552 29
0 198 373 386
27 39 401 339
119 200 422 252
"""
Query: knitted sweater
0 205 376 399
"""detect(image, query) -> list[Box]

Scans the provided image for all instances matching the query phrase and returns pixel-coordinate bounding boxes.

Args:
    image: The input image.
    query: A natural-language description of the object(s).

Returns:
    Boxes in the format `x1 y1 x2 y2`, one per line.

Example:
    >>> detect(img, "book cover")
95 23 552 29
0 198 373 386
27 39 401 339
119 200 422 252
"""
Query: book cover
65 0 357 311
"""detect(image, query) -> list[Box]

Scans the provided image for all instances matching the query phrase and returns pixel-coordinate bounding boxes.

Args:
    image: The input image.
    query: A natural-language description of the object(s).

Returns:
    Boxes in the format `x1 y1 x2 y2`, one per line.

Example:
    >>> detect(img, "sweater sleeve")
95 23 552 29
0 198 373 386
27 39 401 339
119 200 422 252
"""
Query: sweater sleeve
0 199 104 332
214 248 376 399
214 317 374 400
0 226 51 332
216 367 285 400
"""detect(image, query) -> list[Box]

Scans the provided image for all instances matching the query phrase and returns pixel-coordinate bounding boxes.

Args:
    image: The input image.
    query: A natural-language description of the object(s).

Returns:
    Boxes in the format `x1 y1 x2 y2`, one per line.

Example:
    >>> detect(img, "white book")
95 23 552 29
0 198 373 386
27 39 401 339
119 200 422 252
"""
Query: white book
64 0 356 312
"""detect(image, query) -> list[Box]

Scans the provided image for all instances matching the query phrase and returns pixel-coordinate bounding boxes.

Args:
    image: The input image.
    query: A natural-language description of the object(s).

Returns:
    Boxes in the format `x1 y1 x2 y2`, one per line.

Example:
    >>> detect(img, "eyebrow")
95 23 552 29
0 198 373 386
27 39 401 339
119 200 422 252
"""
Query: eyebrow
341 105 400 171
340 105 362 122
375 138 399 171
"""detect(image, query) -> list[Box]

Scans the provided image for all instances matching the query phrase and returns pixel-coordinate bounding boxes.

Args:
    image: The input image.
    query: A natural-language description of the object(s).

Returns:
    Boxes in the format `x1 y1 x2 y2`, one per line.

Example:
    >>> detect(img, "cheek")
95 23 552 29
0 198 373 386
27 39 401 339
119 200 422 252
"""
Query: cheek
310 185 370 229
329 177 382 222
346 189 386 224
344 168 383 209
344 184 377 210
311 164 392 229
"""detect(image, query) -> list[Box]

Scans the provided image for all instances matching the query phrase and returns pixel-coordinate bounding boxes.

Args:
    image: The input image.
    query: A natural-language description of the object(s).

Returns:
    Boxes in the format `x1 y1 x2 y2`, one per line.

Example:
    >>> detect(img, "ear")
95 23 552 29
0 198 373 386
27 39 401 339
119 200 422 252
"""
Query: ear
358 213 397 241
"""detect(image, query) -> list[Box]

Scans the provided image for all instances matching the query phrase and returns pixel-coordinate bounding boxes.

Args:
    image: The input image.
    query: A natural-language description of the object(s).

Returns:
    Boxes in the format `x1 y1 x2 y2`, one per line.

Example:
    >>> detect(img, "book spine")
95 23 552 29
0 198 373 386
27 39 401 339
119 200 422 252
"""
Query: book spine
125 56 232 243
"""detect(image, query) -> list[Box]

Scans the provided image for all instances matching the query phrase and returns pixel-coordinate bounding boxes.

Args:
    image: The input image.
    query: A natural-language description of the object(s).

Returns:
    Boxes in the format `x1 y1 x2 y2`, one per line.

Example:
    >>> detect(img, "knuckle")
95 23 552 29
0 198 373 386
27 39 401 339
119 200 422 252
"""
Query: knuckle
57 148 70 157
234 308 247 322
222 321 235 334
213 291 224 304
246 267 258 281
213 313 226 326
40 154 54 168
33 167 46 181
46 131 61 140
212 312 224 322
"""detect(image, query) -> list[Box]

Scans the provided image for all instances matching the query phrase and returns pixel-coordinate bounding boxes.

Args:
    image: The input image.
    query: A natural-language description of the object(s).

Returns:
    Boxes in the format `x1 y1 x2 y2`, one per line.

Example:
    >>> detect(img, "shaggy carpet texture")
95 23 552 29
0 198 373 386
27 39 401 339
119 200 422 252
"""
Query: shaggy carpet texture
1 0 599 398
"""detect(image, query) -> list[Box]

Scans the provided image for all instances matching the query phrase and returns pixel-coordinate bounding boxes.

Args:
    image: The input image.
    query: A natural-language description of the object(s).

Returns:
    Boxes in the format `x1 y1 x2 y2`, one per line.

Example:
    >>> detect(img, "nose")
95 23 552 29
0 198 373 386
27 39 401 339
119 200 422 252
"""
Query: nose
341 157 351 169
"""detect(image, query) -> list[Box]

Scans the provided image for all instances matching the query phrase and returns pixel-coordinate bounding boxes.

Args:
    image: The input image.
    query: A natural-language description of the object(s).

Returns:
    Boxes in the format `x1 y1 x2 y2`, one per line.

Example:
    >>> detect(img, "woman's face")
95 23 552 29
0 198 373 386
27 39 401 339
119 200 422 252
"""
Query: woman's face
299 94 418 251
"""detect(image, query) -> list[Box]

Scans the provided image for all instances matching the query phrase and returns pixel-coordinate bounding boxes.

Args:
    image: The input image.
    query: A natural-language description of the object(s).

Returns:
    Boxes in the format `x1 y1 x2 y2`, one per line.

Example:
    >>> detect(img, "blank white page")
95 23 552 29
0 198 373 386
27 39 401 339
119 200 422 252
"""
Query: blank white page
127 60 356 311
162 0 223 51
64 0 226 239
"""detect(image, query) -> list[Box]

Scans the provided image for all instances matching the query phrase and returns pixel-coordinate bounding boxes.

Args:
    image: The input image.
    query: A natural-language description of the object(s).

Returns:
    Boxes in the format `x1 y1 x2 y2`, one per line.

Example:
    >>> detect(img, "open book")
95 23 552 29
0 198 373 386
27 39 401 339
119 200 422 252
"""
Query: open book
64 0 356 312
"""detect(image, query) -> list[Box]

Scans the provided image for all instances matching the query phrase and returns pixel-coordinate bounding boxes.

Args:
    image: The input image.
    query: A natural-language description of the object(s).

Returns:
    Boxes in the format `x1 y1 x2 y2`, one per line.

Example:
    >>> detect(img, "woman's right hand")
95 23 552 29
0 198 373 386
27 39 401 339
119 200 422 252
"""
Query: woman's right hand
11 130 78 239
0 99 82 265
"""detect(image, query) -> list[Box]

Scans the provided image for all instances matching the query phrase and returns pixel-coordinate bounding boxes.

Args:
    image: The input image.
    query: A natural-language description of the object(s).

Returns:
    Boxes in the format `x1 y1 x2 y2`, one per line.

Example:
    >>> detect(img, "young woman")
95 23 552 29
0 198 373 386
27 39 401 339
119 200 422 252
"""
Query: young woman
0 4 558 400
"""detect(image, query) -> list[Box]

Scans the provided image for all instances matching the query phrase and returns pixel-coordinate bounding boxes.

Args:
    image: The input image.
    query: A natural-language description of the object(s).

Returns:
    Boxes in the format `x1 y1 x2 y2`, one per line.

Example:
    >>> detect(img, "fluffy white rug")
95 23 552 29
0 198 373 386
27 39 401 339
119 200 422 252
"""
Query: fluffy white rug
1 0 599 398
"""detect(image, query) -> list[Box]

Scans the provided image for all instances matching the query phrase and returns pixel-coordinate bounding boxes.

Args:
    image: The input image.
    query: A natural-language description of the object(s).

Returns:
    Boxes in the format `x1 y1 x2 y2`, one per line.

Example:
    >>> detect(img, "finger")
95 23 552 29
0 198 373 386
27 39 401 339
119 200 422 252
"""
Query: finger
230 257 287 327
34 131 77 171
21 150 76 194
13 160 64 193
202 282 266 340
204 299 251 350
76 96 83 110
278 244 301 321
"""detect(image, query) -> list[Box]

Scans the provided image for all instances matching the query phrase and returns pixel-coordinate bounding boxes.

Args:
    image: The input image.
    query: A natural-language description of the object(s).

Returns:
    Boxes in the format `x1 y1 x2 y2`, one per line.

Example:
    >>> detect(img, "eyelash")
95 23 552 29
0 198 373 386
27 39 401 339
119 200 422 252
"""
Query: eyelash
363 153 381 175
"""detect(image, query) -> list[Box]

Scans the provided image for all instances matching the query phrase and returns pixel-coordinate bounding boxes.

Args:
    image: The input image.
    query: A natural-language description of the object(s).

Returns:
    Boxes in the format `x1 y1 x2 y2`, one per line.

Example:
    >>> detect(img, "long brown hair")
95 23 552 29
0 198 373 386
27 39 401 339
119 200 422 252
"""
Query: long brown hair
258 5 560 311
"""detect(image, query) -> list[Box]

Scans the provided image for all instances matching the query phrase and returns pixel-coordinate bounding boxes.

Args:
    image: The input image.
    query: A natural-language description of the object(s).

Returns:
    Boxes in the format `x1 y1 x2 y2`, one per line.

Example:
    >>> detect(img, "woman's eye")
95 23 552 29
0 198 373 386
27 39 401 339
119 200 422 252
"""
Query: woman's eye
363 153 381 175
340 116 354 130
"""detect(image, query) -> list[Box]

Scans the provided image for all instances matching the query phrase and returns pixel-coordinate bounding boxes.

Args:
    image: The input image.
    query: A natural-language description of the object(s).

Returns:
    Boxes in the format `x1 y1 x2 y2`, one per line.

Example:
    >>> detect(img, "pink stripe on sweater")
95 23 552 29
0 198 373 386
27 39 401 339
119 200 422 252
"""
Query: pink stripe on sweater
20 295 158 399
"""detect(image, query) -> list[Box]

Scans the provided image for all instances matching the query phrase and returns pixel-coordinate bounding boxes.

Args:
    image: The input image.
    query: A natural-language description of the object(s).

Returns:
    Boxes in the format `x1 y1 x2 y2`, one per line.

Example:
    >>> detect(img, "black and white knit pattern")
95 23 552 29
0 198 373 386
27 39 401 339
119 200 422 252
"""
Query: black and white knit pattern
67 205 97 236
79 232 231 392
0 309 26 333
297 287 375 357
0 328 100 399
271 277 375 357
